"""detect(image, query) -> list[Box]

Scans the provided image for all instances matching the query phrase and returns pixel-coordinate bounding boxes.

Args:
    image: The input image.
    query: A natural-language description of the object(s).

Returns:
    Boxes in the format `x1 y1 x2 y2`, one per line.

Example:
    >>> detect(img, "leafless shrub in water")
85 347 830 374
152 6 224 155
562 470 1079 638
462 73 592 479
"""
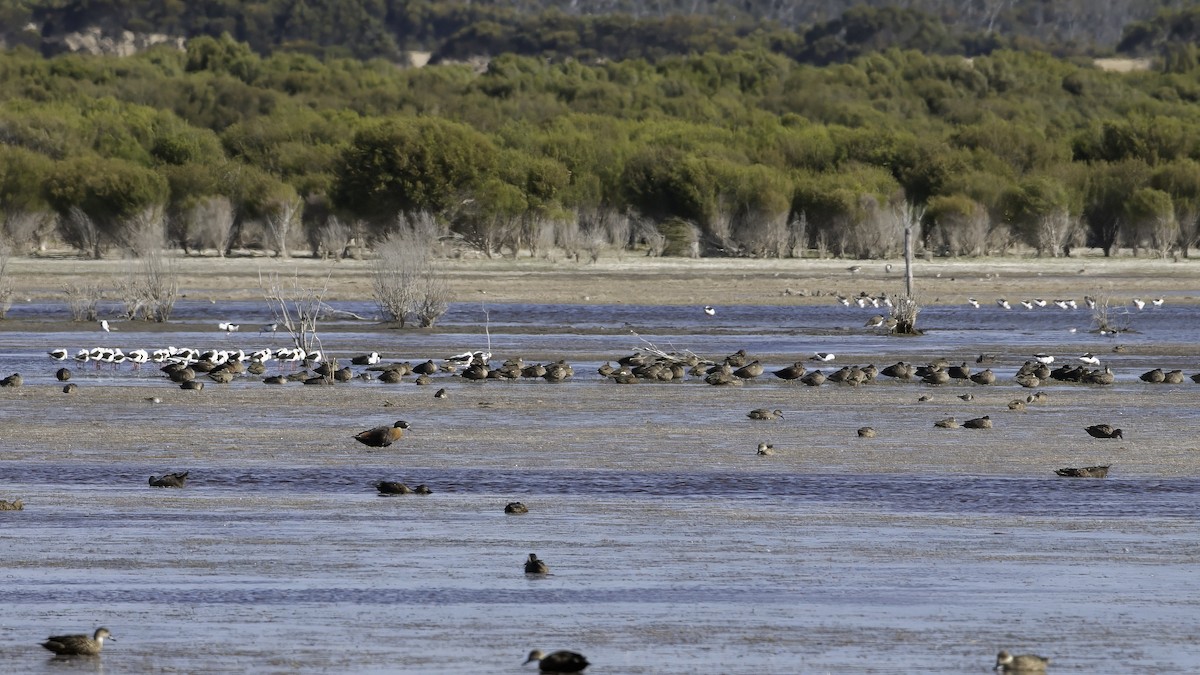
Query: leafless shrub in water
371 212 447 328
260 269 329 353
62 281 103 322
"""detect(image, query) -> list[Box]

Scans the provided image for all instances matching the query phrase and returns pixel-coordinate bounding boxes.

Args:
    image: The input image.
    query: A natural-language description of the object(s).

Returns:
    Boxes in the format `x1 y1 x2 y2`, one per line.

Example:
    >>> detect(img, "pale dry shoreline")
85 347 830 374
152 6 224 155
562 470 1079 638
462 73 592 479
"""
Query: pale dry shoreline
5 249 1200 307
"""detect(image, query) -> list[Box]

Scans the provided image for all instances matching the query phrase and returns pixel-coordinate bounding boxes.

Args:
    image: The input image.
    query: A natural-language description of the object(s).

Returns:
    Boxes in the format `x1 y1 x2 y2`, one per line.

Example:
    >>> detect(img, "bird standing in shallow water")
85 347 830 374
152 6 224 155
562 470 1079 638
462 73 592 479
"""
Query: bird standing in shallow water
524 649 589 673
42 628 114 656
994 649 1049 672
353 421 409 447
703 305 716 316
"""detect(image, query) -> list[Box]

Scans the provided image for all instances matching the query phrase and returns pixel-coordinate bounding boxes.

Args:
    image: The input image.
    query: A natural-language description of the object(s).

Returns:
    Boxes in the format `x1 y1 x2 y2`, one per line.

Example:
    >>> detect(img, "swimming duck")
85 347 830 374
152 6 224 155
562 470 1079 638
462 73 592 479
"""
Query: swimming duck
1055 465 1110 478
0 498 23 510
505 501 529 514
375 481 412 495
994 649 1049 672
149 471 188 488
42 628 114 656
756 442 775 455
524 649 589 673
524 553 549 575
857 427 876 438
747 408 784 421
354 421 410 447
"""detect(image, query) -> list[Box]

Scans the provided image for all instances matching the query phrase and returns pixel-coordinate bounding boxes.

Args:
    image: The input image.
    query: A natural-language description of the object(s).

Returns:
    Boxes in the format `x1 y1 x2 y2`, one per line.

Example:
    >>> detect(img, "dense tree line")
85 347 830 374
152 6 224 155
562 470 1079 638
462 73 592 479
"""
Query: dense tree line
4 33 1200 262
4 1 1200 64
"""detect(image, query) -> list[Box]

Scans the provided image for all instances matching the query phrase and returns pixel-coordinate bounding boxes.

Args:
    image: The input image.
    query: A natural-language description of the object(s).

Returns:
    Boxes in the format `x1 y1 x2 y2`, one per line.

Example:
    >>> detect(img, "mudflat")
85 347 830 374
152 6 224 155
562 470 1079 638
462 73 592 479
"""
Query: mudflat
5 250 1198 307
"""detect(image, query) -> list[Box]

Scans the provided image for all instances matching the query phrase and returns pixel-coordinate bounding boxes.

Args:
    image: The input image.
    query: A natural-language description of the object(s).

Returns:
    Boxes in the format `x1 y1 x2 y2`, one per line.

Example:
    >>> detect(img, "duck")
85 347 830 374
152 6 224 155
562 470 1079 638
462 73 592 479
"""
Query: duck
148 471 188 488
354 421 409 447
524 553 549 575
732 361 764 379
1085 424 1123 439
934 417 959 429
62 383 78 394
524 649 589 673
772 362 807 380
1140 368 1165 383
994 649 1049 672
0 498 23 510
42 628 114 656
434 388 448 399
756 442 775 455
413 484 432 494
800 370 826 387
56 367 71 382
180 380 204 390
1007 399 1026 411
857 427 876 438
504 501 529 514
0 373 22 388
375 481 412 495
747 408 784 421
969 369 996 385
1055 465 1110 478
963 416 992 429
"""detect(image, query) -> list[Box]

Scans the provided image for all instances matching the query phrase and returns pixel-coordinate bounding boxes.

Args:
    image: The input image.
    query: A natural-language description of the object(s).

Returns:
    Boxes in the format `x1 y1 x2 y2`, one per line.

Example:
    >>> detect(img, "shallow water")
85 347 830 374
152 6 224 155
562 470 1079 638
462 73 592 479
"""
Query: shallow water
1 300 1199 673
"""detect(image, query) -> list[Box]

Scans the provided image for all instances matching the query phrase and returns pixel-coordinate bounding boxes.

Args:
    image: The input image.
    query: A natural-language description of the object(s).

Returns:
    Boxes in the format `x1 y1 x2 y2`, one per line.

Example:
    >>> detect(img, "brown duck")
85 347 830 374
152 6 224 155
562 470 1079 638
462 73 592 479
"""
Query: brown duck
42 627 114 656
1055 465 1110 478
148 471 188 488
1085 424 1123 439
505 501 529 514
375 481 412 494
963 415 992 429
354 420 410 447
994 650 1049 672
524 553 549 574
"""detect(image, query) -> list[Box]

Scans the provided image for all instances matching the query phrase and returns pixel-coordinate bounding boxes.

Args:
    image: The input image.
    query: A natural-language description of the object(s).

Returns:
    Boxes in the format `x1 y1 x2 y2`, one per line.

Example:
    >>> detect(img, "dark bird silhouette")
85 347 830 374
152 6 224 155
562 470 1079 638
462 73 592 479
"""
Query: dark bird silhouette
505 501 529 514
1085 424 1123 439
524 649 589 673
148 471 188 488
1055 465 1110 478
524 553 549 574
354 421 409 447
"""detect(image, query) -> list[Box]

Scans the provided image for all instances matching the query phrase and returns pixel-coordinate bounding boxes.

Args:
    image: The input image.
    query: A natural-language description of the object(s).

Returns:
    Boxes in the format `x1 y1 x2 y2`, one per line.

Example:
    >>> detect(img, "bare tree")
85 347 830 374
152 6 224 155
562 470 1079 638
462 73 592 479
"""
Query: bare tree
260 269 329 353
119 205 166 258
190 196 235 256
371 211 448 328
0 237 13 318
788 213 809 258
1033 208 1079 257
61 207 102 259
62 282 103 322
265 196 302 258
3 210 54 253
315 216 352 260
1148 212 1180 259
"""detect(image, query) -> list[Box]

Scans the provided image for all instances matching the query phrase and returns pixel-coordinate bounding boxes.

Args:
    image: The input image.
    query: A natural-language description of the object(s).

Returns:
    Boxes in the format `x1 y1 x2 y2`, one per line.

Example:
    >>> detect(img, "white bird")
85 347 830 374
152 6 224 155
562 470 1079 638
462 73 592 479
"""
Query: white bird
1132 298 1146 310
703 306 716 316
811 352 836 362
996 298 1012 310
1033 298 1047 308
1066 299 1078 309
1034 353 1055 365
967 298 980 309
1053 299 1069 310
48 348 69 360
1079 353 1100 366
447 350 491 364
99 319 114 332
1019 300 1034 310
218 321 240 333
1152 297 1165 307
74 349 90 363
836 296 851 307
260 323 279 334
1084 296 1097 309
